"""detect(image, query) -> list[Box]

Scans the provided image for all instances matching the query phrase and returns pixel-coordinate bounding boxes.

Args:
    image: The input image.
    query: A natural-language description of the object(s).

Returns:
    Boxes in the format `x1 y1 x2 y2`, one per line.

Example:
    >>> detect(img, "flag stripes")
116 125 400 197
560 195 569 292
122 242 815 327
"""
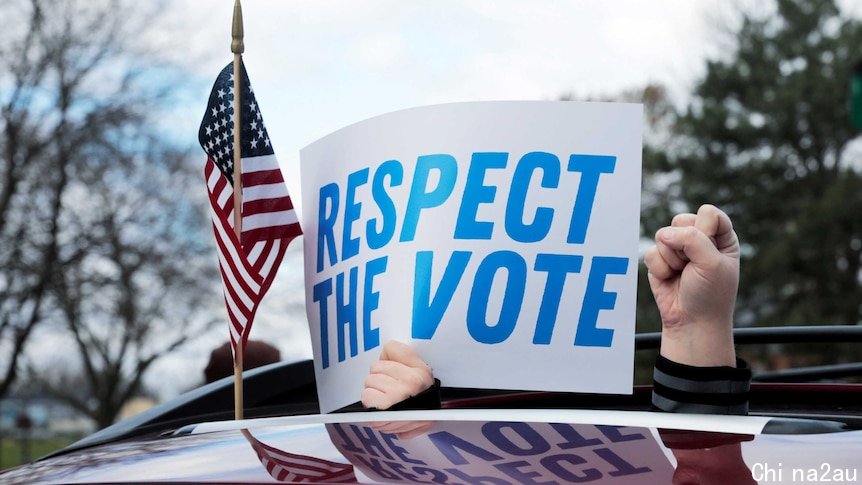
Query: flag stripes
244 432 357 483
199 60 302 357
241 159 298 246
205 157 290 351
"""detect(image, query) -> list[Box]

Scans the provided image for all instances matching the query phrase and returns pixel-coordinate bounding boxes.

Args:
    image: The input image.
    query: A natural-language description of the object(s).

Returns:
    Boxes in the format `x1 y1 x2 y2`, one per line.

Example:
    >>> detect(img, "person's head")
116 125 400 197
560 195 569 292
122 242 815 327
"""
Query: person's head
203 340 281 383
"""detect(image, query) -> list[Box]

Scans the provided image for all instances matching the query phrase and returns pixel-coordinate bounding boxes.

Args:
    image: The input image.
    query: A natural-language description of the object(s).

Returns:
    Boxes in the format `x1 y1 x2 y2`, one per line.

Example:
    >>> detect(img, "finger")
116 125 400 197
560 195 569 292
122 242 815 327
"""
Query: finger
370 360 434 391
655 229 688 269
698 205 737 253
368 420 434 438
671 213 696 227
669 214 696 260
364 372 402 394
658 226 721 267
694 204 738 253
396 421 434 440
644 245 675 280
369 421 412 433
379 340 430 370
693 204 730 240
362 375 412 409
370 359 409 377
361 388 394 409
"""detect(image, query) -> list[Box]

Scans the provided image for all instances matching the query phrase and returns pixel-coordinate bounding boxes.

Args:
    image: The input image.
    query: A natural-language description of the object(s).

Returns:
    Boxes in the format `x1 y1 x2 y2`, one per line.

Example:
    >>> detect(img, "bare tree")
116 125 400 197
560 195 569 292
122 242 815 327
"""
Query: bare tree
0 0 219 425
39 144 218 428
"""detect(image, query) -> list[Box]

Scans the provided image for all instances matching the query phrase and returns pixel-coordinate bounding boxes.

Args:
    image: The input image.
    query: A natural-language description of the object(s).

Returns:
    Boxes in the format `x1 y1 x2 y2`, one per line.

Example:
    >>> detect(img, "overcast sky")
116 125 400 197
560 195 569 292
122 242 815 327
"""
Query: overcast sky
141 0 763 398
171 1 728 156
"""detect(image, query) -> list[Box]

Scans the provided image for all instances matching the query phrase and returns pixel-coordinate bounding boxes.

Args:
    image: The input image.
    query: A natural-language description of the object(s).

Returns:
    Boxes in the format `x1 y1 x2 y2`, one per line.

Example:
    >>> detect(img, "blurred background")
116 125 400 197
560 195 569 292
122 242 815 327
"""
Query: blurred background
1 0 861 468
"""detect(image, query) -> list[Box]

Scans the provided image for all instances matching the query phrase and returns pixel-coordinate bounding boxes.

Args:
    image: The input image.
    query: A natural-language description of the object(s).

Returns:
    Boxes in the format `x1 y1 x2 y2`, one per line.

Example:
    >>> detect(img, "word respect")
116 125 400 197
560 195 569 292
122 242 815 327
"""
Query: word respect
312 151 629 369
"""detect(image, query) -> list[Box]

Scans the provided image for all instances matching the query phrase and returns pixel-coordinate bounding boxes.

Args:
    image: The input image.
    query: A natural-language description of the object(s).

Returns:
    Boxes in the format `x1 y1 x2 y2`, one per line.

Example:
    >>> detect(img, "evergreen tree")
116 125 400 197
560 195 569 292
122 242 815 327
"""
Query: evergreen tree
659 0 862 329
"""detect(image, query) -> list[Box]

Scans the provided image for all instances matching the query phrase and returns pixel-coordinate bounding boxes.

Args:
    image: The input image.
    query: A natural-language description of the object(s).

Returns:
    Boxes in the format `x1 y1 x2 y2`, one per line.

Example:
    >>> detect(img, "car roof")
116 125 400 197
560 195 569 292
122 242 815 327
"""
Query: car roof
3 408 860 484
6 325 861 483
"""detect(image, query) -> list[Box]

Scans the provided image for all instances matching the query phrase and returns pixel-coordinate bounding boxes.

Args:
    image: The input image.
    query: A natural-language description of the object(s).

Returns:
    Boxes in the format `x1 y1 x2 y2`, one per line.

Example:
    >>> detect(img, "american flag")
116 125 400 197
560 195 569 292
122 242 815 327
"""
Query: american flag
242 430 357 483
199 61 301 356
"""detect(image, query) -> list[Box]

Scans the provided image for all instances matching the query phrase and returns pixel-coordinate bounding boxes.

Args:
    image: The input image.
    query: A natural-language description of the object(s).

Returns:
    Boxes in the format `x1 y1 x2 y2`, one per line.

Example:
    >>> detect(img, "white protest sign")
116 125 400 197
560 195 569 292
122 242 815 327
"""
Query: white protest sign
326 421 673 484
300 101 642 412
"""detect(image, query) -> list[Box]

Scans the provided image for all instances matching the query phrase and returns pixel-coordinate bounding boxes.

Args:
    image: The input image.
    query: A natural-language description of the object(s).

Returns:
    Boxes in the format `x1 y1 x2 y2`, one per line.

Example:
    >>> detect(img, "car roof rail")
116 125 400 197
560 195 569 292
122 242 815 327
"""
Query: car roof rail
753 362 862 382
636 324 862 383
635 324 862 349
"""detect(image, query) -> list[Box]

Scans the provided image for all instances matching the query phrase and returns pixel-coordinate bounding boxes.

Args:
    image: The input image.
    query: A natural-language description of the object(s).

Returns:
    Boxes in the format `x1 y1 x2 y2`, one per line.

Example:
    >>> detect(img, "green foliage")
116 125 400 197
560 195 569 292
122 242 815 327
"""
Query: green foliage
1 437 76 469
655 0 862 329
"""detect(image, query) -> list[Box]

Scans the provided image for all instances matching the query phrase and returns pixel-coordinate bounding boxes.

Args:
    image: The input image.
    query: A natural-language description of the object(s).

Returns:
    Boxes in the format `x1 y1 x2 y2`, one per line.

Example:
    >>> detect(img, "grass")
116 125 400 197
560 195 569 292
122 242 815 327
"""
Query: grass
0 436 77 470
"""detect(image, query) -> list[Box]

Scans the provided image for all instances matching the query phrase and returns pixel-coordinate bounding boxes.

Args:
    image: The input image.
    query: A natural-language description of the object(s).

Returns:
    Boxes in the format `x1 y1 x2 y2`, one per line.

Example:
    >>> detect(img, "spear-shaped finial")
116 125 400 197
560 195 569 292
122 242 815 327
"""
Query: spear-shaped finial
231 0 244 54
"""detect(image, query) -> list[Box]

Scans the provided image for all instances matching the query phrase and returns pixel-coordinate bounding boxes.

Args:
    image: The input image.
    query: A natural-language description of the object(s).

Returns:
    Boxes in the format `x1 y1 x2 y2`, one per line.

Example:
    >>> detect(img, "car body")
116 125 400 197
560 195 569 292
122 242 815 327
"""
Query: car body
2 326 861 484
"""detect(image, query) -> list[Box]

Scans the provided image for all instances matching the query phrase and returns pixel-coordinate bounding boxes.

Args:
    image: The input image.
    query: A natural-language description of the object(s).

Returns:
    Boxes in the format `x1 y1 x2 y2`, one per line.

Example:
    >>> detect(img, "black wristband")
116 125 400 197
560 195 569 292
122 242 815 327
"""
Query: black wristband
389 378 442 411
652 355 752 415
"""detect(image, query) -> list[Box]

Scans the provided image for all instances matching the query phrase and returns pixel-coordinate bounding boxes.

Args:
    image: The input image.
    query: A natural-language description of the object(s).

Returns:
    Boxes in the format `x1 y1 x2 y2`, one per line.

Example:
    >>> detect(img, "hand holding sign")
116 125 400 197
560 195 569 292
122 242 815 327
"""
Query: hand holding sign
361 340 434 410
644 204 739 367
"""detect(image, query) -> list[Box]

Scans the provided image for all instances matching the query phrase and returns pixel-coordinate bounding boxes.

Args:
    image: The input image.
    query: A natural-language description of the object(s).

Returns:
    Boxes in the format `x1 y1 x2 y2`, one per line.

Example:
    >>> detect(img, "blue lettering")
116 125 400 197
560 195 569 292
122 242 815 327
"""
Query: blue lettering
317 183 340 272
367 160 403 250
386 461 422 482
574 257 628 347
381 432 426 466
428 431 503 465
454 152 507 240
594 448 651 477
482 422 550 456
342 168 369 261
532 254 583 345
506 152 559 243
494 461 554 485
550 424 602 449
566 154 616 244
412 251 472 339
352 455 400 480
352 425 394 460
540 454 602 482
363 257 387 352
596 426 646 443
400 154 458 242
412 467 452 484
467 251 526 344
329 424 363 453
312 279 333 369
445 469 509 485
336 267 359 362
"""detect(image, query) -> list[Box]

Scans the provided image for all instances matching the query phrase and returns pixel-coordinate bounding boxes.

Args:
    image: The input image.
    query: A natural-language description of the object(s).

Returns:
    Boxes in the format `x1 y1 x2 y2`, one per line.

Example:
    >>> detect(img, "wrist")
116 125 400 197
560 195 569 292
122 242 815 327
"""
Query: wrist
660 318 735 367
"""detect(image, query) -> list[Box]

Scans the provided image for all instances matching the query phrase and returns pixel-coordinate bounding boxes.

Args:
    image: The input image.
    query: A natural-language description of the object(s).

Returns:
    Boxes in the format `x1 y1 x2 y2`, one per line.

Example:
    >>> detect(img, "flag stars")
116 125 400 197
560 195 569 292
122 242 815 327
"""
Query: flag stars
200 65 275 162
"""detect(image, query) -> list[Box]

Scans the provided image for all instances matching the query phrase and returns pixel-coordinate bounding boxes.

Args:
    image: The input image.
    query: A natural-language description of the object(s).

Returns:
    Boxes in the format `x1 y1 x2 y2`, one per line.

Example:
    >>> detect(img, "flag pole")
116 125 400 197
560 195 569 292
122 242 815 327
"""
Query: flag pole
231 0 245 421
